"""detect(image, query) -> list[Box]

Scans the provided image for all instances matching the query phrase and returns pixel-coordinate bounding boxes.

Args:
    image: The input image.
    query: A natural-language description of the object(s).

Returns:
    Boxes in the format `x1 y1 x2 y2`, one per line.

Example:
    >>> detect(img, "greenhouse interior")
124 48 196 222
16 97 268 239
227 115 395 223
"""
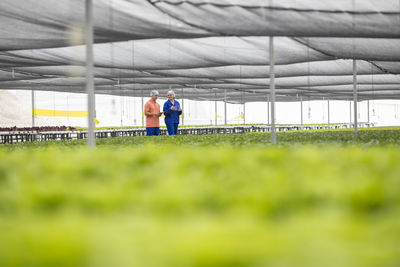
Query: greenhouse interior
1 1 400 266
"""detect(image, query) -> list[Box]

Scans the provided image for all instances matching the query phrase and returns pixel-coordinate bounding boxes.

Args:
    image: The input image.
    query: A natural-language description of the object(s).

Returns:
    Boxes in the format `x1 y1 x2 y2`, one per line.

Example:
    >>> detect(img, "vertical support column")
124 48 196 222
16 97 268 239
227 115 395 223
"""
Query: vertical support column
120 94 123 128
224 89 227 125
133 93 136 126
353 59 358 133
215 93 218 126
31 90 35 127
141 94 144 127
300 95 303 125
85 0 95 148
269 36 276 144
181 88 184 126
267 96 270 125
367 100 370 124
327 99 330 125
243 92 246 125
349 100 352 127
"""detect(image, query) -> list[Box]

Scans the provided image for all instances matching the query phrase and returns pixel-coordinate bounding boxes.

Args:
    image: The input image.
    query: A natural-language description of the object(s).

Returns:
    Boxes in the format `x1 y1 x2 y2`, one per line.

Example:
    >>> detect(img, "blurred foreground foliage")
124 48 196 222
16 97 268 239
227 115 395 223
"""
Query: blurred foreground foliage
0 128 400 266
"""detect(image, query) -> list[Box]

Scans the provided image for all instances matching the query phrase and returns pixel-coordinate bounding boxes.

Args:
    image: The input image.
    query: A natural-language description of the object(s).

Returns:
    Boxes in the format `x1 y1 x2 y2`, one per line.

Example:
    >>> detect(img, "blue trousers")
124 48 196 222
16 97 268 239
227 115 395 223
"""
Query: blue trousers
166 123 179 135
146 127 160 136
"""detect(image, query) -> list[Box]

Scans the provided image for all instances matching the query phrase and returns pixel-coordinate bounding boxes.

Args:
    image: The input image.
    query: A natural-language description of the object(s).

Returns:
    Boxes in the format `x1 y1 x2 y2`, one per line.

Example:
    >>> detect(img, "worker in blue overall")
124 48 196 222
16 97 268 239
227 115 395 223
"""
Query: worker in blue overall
163 90 182 135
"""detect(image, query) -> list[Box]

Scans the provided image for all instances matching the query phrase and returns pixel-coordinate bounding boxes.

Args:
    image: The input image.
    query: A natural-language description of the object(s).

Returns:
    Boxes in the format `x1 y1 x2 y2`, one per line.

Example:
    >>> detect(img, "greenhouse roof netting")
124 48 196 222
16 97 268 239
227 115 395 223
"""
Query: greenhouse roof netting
0 0 399 103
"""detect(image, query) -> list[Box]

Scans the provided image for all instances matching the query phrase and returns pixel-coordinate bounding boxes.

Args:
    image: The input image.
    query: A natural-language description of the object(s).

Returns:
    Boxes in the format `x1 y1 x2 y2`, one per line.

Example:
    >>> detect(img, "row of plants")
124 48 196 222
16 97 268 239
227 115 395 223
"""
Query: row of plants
0 123 365 132
0 126 76 132
3 127 400 150
1 144 400 266
74 122 352 131
1 128 399 266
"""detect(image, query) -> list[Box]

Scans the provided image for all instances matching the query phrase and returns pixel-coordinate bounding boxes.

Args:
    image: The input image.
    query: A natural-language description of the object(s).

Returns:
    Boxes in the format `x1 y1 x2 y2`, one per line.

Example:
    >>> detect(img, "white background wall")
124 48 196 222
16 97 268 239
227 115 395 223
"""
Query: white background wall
1 90 400 128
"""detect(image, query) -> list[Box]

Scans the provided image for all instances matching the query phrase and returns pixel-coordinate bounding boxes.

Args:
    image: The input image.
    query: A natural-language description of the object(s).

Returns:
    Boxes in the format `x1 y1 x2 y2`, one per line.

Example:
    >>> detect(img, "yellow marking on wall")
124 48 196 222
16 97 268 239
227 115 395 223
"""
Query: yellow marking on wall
234 113 244 119
215 113 223 119
34 109 88 118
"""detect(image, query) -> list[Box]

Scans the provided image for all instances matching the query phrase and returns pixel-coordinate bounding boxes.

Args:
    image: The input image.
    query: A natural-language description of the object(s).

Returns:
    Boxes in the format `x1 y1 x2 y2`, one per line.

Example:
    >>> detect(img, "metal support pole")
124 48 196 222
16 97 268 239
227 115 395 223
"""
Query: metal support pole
141 95 144 127
85 0 95 148
267 96 270 125
215 99 217 126
367 100 370 124
224 89 227 125
181 88 184 126
215 92 218 126
31 90 35 127
300 95 303 125
349 100 352 126
133 94 136 126
269 36 276 144
243 92 246 125
120 95 123 128
353 59 358 133
327 100 330 125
